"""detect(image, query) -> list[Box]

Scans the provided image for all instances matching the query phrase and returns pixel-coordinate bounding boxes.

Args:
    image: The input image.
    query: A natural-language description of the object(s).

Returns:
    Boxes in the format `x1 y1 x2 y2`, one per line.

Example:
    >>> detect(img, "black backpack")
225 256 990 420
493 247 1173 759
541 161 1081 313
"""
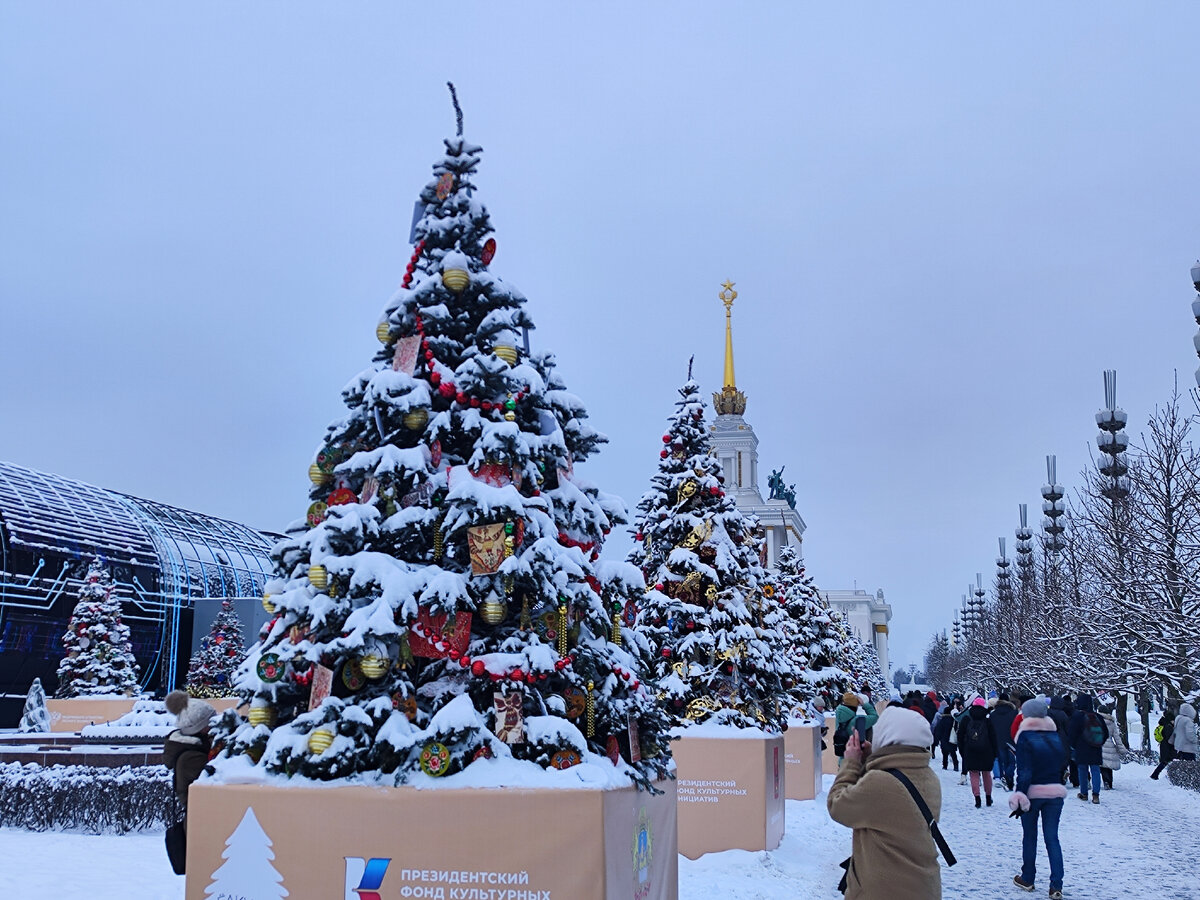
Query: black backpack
833 718 854 755
1082 712 1106 748
964 718 990 753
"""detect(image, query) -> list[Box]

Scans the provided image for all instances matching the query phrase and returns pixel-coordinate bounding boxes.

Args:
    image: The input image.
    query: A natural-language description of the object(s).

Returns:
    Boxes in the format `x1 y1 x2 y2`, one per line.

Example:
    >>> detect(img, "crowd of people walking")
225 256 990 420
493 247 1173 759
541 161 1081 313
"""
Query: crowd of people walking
827 684 1199 899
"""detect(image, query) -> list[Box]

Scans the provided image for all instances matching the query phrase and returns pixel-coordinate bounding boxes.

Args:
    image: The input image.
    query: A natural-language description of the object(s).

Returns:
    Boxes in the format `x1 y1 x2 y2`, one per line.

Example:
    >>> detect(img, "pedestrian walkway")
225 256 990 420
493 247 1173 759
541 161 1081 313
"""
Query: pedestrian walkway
935 760 1200 899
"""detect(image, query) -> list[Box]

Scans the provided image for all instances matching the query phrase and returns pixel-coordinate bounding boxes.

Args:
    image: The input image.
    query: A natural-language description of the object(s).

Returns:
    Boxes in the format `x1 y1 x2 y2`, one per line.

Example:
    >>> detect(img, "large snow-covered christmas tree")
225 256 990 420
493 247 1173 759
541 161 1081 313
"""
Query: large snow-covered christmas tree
187 599 248 698
55 561 140 698
629 375 792 731
769 546 848 713
214 92 670 787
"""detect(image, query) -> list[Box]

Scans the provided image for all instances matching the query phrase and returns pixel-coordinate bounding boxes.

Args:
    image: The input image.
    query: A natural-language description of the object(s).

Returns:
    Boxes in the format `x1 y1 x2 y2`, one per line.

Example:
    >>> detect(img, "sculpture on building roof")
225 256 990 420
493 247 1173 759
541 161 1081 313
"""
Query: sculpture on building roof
767 467 797 510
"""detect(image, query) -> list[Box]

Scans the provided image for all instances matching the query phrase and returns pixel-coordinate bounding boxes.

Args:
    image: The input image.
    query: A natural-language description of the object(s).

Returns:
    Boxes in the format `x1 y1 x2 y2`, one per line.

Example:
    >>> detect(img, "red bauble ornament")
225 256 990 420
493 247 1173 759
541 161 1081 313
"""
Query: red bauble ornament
456 391 467 404
448 649 460 660
470 397 480 408
430 371 441 385
481 237 496 266
439 382 455 398
654 583 664 592
481 401 492 412
659 450 669 459
635 532 643 541
459 656 471 668
471 660 487 677
509 670 524 682
327 487 357 506
490 673 502 682
709 486 721 496
662 434 672 444
424 350 434 362
661 648 671 658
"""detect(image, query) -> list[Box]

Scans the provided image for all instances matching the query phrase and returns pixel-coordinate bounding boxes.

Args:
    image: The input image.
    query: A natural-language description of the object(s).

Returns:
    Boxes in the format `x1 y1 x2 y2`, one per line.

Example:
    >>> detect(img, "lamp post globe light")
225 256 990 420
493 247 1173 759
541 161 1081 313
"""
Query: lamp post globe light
1096 370 1130 502
1041 456 1066 556
1015 504 1035 585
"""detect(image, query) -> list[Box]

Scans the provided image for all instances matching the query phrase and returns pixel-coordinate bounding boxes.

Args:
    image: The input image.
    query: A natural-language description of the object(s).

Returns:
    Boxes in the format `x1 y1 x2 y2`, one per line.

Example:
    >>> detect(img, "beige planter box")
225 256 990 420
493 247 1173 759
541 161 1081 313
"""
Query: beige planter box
672 733 785 859
822 734 838 774
46 699 136 732
783 722 822 801
185 778 678 900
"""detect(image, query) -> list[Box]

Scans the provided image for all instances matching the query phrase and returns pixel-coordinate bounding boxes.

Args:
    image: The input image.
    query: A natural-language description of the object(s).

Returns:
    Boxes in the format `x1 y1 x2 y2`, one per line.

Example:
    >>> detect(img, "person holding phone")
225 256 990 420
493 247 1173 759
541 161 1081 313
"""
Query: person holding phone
827 706 943 899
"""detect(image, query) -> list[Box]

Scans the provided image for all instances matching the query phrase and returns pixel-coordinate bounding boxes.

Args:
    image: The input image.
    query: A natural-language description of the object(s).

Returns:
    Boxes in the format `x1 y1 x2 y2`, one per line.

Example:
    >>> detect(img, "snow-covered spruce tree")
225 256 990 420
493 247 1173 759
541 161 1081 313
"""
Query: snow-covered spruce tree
214 108 670 787
55 561 139 698
628 377 791 731
18 677 50 733
840 635 889 703
186 599 247 699
771 546 847 711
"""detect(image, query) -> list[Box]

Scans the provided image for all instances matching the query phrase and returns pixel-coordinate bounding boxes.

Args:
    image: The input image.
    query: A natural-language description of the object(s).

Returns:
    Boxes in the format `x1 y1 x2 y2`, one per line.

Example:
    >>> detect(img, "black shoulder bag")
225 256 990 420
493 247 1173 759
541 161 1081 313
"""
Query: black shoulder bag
887 769 956 866
164 783 187 875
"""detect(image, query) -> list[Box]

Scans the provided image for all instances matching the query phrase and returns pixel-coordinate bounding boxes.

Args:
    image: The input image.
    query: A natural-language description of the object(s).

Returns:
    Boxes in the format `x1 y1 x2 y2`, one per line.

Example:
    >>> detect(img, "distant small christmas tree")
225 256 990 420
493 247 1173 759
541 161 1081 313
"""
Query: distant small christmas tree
841 635 889 703
205 807 288 899
18 677 49 733
770 546 847 713
55 561 140 698
629 376 791 731
187 599 247 698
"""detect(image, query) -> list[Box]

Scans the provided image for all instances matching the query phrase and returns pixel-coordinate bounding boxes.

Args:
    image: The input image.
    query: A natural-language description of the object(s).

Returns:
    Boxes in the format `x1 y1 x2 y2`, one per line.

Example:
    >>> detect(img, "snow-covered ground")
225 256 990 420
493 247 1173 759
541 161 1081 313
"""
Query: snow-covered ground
2 757 1197 898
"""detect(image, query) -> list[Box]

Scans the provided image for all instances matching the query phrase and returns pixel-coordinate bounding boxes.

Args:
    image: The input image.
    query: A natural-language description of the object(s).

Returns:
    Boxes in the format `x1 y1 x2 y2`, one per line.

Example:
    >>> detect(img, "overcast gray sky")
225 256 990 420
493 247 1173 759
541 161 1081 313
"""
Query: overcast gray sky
3 3 1199 671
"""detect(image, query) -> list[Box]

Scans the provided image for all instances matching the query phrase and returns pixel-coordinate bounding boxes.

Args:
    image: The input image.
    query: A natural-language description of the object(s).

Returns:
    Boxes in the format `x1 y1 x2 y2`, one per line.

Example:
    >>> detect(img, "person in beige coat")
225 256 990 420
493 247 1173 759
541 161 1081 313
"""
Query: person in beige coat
827 705 943 899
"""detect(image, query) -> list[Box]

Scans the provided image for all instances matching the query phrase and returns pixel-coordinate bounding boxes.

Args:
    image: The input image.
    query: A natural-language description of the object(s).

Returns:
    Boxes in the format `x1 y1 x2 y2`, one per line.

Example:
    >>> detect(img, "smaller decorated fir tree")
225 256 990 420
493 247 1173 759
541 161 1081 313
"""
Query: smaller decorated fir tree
771 547 848 713
630 377 791 731
55 561 140 698
18 678 50 733
187 599 248 698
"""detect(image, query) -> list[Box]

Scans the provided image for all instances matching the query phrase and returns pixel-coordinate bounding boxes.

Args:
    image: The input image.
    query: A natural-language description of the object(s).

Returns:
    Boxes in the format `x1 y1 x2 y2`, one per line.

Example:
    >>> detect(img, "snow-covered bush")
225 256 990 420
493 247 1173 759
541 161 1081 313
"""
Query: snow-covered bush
0 763 173 833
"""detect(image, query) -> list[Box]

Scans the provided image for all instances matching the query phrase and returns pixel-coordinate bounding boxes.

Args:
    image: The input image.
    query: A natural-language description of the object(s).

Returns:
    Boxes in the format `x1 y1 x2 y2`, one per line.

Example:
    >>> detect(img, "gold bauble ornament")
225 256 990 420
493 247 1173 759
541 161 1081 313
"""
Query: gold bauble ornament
358 654 388 680
403 408 429 431
479 597 508 625
504 410 516 422
441 268 470 293
307 727 334 755
262 594 276 614
492 344 518 366
308 565 329 591
247 704 275 727
375 321 392 344
309 463 331 485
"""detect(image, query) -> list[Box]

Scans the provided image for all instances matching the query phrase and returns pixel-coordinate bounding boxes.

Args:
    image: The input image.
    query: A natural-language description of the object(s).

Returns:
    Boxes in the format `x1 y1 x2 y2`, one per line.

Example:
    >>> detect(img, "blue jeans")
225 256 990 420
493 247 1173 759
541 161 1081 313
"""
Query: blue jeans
995 744 1016 782
1021 797 1064 891
1079 763 1102 794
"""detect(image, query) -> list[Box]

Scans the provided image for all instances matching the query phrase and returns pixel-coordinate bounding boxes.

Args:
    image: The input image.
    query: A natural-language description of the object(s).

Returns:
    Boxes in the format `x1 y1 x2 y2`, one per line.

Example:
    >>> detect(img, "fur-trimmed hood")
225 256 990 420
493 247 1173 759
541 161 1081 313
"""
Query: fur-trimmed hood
1016 716 1057 737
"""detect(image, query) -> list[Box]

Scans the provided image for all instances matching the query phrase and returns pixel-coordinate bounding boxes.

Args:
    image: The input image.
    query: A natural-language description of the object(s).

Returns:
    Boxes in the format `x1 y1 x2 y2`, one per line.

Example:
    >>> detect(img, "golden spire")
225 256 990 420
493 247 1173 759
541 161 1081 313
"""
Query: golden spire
713 280 747 416
721 280 737 389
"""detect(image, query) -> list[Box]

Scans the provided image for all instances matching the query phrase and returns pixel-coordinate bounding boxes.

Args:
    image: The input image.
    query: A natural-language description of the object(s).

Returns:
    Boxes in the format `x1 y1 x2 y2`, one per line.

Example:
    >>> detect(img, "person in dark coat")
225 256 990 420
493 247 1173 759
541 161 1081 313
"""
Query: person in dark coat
956 697 998 807
990 693 1019 790
1010 698 1068 898
1150 707 1178 780
1066 693 1109 803
920 691 938 723
1047 694 1073 785
933 701 958 771
163 690 216 810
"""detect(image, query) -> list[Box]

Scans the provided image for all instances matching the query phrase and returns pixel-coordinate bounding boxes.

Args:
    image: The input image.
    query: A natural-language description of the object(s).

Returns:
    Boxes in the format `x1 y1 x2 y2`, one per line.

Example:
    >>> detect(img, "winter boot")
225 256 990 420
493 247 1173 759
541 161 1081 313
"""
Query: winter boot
1076 792 1088 801
1012 875 1034 892
1005 777 1014 791
1091 793 1100 804
986 794 994 807
959 772 968 786
975 796 982 809
1049 890 1063 899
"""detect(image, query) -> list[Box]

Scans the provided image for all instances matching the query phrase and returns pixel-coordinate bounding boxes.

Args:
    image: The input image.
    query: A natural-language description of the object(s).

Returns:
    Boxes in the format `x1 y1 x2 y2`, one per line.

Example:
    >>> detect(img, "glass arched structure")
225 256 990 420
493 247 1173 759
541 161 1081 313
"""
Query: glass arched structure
0 460 278 721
